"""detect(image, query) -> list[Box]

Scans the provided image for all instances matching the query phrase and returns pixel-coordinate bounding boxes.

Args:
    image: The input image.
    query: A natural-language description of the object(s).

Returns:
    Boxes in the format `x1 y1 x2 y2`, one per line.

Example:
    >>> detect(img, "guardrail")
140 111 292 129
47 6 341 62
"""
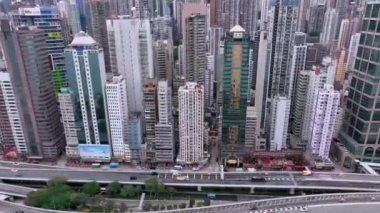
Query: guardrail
159 192 380 213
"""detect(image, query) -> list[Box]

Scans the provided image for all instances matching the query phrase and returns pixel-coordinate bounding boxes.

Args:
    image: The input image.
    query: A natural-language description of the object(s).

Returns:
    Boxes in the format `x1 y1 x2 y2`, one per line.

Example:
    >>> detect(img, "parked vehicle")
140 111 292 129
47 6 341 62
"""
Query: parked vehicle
91 163 101 168
109 162 119 169
176 175 189 181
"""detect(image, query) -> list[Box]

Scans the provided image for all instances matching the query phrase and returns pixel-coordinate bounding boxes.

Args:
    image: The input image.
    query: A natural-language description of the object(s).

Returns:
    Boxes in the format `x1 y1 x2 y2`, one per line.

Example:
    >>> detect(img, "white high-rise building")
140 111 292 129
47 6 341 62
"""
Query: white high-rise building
107 17 154 114
320 9 338 45
106 75 130 161
346 33 360 71
245 106 257 150
157 80 172 125
309 84 340 159
302 66 328 142
270 96 291 151
0 72 27 155
178 82 204 163
337 19 350 49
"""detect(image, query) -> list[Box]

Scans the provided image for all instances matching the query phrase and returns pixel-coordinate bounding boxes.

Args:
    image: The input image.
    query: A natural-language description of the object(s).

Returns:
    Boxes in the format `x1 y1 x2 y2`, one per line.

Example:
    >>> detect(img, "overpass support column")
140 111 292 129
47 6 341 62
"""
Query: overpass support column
250 187 255 194
197 185 202 192
289 188 295 195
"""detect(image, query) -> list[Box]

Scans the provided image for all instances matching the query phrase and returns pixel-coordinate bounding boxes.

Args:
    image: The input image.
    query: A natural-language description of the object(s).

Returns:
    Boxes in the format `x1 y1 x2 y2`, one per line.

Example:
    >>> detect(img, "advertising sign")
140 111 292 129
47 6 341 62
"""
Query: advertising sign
19 8 41 16
48 32 63 38
79 144 111 161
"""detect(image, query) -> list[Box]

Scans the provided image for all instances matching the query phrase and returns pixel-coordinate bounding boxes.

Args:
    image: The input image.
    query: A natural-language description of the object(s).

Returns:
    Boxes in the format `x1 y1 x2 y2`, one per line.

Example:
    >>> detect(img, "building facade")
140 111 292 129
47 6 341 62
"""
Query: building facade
221 25 251 165
178 82 204 163
270 96 290 151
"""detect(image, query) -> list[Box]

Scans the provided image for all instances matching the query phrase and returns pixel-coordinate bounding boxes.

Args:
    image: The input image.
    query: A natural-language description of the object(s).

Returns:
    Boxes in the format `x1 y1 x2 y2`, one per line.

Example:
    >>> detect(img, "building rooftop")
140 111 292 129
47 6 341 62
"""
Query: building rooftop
230 25 245 33
70 31 97 46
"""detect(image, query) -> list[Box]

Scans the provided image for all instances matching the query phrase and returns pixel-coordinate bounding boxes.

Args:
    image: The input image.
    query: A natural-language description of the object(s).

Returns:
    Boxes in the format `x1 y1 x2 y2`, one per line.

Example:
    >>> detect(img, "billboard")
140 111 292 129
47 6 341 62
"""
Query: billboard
19 8 41 16
79 144 111 161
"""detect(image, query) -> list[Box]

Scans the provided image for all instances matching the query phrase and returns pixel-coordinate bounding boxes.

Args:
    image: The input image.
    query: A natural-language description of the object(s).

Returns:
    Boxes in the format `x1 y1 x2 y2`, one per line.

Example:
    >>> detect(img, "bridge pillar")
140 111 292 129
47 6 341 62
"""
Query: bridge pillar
289 188 295 195
197 185 202 191
250 187 255 194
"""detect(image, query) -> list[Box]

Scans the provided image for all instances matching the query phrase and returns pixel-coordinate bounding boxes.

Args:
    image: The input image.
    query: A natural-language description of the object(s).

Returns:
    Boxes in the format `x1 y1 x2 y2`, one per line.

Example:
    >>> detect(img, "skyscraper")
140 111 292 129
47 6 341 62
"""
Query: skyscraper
339 0 380 165
62 31 109 161
221 25 251 165
268 0 299 98
346 33 360 71
334 49 347 89
0 25 65 159
87 0 110 72
143 79 158 163
12 6 67 93
178 82 204 163
106 75 130 161
270 96 290 151
244 106 257 151
306 0 326 36
308 84 340 159
0 71 27 155
184 14 207 84
57 0 82 34
107 17 153 114
320 8 338 46
337 19 350 49
154 40 174 85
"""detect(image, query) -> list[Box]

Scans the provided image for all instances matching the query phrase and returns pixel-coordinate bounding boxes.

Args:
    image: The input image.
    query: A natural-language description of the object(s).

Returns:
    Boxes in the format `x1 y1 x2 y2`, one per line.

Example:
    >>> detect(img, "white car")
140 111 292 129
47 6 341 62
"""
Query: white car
11 168 18 173
192 167 200 171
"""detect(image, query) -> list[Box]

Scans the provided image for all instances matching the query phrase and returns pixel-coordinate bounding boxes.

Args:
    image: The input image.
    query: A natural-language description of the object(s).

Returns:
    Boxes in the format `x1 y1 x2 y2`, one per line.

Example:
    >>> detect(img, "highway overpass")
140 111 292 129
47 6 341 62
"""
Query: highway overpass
1 167 380 192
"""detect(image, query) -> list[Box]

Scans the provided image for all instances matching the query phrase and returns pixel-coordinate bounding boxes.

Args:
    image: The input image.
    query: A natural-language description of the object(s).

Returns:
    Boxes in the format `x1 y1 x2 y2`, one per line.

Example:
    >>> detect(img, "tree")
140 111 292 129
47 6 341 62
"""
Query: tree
152 205 159 211
119 202 128 213
120 185 138 198
104 200 116 213
189 199 195 208
47 176 67 188
179 203 186 209
144 178 165 197
106 181 121 197
82 181 101 196
160 205 166 210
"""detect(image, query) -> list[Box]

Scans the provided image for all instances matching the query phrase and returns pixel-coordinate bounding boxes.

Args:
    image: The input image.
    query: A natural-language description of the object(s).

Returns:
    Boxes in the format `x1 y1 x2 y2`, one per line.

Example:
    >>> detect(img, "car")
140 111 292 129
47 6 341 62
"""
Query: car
251 176 266 182
149 166 157 170
11 168 18 173
129 176 137 180
250 206 258 210
192 167 200 171
299 206 308 212
15 173 23 177
151 172 158 176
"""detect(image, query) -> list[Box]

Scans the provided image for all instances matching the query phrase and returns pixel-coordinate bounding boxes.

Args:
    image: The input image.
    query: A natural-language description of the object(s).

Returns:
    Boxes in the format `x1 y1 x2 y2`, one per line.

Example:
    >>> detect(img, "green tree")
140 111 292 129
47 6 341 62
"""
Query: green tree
82 181 101 196
104 200 116 212
179 203 186 209
144 178 166 197
120 185 138 198
106 181 121 197
203 198 211 206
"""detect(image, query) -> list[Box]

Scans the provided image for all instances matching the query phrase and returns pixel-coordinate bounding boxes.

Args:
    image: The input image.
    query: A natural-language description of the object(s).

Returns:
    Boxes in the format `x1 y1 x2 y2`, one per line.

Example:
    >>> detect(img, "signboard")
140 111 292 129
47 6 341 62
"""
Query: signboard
48 32 63 38
79 144 111 161
19 8 41 16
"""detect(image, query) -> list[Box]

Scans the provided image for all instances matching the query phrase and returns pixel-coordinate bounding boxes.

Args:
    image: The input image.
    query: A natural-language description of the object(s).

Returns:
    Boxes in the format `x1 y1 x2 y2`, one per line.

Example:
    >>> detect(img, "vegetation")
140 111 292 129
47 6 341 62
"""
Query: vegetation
204 198 211 206
144 177 166 197
179 203 187 209
142 203 152 211
106 181 121 197
120 185 139 198
189 199 195 208
82 181 101 196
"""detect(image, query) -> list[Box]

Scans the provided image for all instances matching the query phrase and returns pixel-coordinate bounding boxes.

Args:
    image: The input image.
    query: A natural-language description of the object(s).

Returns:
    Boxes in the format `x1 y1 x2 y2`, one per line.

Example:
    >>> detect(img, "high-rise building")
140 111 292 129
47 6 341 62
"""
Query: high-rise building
12 6 67 93
270 96 291 151
306 0 326 36
268 0 299 98
109 0 133 15
334 49 347 89
308 84 340 159
289 32 308 120
107 17 153 114
346 33 360 71
87 0 110 72
0 25 65 159
62 31 109 161
221 25 251 165
154 40 174 85
337 19 350 49
106 75 130 161
178 82 204 163
172 76 186 109
151 17 173 41
320 8 338 46
339 1 380 164
143 79 158 162
216 0 260 38
57 0 82 34
0 71 27 155
155 80 174 163
184 14 207 84
244 106 257 151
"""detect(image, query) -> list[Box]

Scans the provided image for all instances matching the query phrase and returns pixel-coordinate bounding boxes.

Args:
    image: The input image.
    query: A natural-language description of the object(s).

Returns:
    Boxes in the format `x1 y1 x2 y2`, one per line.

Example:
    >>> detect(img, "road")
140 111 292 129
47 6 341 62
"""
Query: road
267 202 380 213
0 166 379 192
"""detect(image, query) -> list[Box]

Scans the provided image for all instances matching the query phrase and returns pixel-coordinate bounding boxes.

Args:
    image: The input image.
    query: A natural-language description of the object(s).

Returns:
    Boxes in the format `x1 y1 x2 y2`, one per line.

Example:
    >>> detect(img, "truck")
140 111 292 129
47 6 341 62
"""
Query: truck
109 162 119 169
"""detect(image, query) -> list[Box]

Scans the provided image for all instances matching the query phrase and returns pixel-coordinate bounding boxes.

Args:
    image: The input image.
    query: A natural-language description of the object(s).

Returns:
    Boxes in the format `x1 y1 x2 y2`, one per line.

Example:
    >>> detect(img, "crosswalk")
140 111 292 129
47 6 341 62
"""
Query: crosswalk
246 206 308 213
